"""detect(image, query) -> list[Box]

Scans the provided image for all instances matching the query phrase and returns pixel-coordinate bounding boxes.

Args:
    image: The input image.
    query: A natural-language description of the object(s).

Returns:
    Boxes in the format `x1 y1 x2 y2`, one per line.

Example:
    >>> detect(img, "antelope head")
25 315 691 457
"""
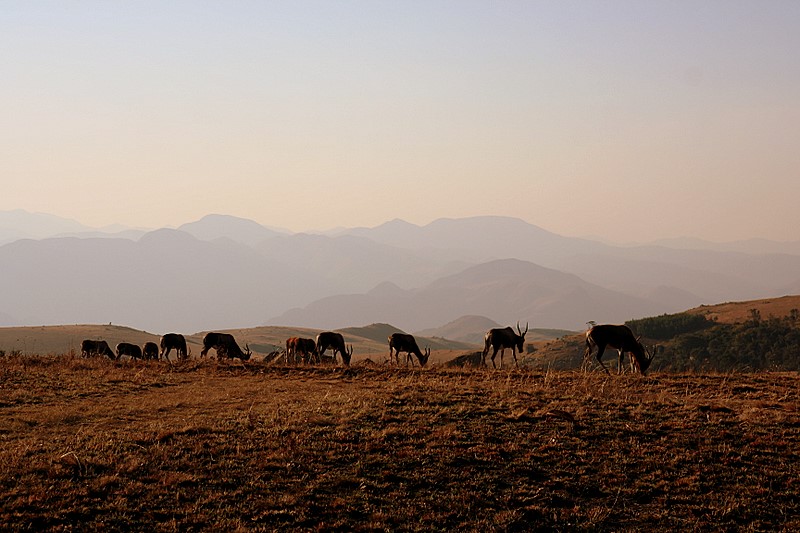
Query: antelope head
632 337 654 375
342 344 353 366
516 321 529 352
419 346 431 367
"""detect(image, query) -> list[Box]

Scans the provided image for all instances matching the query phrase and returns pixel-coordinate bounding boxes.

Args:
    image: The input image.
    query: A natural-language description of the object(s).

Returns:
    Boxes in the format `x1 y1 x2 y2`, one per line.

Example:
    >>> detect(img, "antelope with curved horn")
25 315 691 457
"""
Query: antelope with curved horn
388 333 430 367
200 332 252 361
482 322 528 369
315 331 353 366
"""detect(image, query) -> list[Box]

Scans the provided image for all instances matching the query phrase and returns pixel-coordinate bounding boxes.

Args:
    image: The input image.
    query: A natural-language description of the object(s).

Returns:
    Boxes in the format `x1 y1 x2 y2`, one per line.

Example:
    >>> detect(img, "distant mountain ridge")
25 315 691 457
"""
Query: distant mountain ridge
268 258 682 331
178 214 288 246
2 210 800 333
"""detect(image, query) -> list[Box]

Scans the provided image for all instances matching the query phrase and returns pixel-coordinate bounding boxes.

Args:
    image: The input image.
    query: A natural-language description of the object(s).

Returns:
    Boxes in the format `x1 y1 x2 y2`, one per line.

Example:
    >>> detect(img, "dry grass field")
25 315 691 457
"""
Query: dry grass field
1 355 798 531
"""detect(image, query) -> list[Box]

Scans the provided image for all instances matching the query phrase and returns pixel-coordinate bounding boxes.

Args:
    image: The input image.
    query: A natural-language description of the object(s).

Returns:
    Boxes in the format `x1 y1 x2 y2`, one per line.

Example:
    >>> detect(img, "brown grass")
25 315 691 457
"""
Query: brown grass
1 355 798 531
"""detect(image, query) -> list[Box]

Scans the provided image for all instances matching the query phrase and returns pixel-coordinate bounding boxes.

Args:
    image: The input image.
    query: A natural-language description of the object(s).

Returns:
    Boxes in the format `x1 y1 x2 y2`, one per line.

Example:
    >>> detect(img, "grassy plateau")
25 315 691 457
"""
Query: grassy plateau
1 355 798 531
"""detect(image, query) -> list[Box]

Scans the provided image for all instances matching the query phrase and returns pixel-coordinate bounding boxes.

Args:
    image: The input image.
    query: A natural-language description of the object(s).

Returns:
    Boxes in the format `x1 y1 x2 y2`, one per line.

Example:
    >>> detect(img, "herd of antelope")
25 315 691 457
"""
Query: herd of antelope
80 321 656 375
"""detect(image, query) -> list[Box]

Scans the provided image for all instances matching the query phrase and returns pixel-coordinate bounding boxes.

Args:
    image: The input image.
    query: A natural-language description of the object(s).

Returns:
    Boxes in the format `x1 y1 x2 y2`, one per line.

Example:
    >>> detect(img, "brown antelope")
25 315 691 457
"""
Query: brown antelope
285 337 317 364
200 332 252 361
482 322 528 369
584 324 654 375
388 333 430 367
315 331 353 366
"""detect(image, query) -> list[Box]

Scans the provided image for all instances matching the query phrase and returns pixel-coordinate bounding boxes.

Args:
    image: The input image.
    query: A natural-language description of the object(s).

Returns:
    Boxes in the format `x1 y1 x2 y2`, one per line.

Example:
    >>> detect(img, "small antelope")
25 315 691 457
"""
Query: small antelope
584 324 654 375
285 337 317 364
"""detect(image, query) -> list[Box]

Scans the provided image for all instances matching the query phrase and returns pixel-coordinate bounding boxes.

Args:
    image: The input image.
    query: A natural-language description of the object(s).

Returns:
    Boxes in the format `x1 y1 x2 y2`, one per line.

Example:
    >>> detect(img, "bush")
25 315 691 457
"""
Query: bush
626 313 714 340
659 314 800 372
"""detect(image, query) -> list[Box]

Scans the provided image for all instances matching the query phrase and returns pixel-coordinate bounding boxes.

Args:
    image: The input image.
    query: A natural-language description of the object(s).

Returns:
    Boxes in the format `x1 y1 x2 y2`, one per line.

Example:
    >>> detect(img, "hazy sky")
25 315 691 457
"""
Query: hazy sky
2 1 799 242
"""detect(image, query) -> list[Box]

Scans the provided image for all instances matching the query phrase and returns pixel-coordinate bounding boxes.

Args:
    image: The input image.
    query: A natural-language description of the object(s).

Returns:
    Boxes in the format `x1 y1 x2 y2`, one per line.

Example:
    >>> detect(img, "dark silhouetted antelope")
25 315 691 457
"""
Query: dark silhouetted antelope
388 333 430 367
584 324 654 375
81 339 115 359
201 332 251 361
482 322 528 369
142 342 160 360
315 332 352 366
160 333 188 361
116 342 142 360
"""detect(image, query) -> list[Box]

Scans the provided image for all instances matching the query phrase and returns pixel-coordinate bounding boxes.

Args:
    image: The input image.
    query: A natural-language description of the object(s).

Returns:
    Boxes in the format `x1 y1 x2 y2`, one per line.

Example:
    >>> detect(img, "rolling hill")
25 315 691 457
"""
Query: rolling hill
528 295 800 371
268 258 670 331
0 322 472 365
416 315 575 344
3 211 800 334
685 294 800 324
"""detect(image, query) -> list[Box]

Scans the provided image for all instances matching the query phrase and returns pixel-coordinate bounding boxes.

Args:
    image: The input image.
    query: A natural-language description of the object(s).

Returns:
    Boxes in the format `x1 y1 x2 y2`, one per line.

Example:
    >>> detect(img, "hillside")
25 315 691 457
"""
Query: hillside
529 295 800 372
415 315 501 344
416 315 574 344
0 323 473 365
686 295 800 324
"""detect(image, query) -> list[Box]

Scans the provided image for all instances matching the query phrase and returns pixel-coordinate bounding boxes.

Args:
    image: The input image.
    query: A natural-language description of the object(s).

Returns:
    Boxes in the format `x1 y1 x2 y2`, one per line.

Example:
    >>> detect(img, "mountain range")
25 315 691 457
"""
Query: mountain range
2 210 799 334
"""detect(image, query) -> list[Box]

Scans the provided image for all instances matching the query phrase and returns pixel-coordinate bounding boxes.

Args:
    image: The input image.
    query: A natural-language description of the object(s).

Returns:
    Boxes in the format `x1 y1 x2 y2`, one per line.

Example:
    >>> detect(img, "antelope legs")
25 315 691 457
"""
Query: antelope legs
594 345 612 375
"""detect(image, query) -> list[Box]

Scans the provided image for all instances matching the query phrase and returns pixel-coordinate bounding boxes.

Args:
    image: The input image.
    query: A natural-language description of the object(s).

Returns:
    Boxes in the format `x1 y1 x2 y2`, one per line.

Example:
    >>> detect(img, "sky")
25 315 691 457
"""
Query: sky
2 1 799 243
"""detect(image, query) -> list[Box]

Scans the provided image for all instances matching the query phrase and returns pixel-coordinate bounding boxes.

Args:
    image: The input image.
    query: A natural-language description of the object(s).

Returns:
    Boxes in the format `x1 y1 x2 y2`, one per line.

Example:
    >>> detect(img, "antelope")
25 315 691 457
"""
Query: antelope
142 342 160 360
80 339 115 359
315 331 353 366
482 322 528 369
115 342 142 360
584 324 654 375
200 332 252 361
388 333 430 367
160 333 188 361
285 337 317 364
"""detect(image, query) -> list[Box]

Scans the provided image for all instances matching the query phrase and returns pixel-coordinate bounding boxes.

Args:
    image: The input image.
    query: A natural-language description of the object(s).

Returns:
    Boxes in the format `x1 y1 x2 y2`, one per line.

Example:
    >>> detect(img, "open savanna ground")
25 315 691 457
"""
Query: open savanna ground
1 356 798 531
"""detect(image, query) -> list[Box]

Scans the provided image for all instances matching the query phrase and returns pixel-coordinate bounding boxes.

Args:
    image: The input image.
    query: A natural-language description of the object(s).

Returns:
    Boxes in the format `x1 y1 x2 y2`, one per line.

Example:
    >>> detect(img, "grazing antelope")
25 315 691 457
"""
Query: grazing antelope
80 339 115 359
482 322 528 369
142 342 160 360
584 324 654 375
200 332 252 361
116 342 143 360
285 337 317 364
315 331 353 366
160 333 188 361
388 333 430 367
